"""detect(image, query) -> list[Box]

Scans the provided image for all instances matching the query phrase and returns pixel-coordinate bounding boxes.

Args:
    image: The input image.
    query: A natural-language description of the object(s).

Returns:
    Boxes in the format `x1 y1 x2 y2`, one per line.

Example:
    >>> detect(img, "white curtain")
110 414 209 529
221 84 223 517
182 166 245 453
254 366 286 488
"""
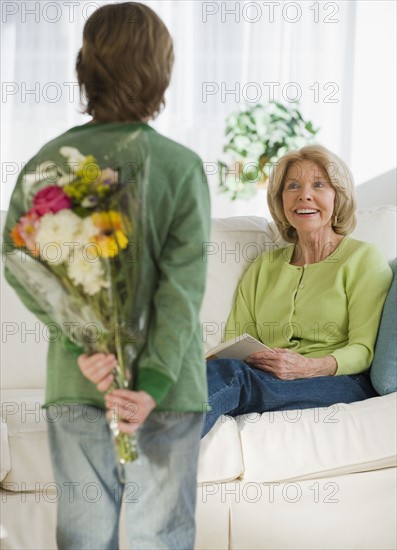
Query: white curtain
1 1 395 216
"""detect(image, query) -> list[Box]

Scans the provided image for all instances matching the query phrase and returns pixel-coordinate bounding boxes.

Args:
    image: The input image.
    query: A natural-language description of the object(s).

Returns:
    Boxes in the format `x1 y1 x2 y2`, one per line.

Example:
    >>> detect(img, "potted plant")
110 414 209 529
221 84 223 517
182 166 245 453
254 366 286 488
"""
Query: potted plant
218 102 319 200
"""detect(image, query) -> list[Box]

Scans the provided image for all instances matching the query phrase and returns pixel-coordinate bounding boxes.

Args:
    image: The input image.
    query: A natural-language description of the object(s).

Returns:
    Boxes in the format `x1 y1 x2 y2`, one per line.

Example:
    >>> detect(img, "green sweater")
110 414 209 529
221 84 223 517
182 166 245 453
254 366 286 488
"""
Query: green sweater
4 122 211 411
225 237 392 375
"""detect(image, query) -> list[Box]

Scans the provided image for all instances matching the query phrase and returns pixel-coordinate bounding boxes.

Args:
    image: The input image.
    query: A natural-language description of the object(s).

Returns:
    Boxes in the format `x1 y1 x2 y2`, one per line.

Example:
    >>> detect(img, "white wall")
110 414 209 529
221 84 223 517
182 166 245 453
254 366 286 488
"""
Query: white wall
350 0 396 185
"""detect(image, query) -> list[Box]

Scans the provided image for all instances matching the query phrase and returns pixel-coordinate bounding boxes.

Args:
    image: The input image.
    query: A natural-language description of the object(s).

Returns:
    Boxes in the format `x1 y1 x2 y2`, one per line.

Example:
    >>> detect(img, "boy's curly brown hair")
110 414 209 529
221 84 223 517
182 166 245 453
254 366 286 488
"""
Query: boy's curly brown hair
76 2 174 122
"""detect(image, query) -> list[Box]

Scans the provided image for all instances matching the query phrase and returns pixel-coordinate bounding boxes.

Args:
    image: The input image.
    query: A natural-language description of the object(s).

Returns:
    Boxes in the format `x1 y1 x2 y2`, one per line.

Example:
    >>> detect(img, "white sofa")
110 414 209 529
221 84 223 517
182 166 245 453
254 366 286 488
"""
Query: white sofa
1 204 396 550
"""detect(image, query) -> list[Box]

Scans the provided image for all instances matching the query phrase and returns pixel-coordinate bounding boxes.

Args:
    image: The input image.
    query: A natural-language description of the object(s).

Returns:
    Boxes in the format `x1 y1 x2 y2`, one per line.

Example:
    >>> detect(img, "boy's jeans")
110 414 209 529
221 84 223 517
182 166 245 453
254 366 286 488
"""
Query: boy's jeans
46 405 202 550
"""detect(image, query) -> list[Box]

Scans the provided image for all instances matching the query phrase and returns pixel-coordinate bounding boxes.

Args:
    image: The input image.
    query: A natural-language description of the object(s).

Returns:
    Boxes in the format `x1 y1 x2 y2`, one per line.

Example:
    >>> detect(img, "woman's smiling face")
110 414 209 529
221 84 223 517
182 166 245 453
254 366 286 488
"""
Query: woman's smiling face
282 160 336 239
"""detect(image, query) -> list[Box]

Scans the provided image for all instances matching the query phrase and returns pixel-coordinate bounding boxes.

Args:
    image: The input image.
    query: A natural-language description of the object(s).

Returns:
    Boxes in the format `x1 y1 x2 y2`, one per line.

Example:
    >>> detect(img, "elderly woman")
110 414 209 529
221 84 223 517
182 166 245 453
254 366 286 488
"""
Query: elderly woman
202 144 392 437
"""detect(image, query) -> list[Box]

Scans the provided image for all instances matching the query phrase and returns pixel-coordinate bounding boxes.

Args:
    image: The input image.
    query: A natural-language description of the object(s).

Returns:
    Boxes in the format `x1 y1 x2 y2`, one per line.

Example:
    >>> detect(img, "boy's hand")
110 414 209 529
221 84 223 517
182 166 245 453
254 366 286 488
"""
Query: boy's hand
105 390 157 433
78 354 157 430
77 353 117 392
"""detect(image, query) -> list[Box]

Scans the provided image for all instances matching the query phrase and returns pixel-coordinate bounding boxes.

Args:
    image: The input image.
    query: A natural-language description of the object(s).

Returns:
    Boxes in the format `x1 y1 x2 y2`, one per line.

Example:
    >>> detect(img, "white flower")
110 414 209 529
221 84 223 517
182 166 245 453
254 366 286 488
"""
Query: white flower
247 142 265 158
78 216 100 242
234 135 251 151
35 210 82 265
67 256 110 296
59 147 87 175
60 146 86 164
57 171 74 186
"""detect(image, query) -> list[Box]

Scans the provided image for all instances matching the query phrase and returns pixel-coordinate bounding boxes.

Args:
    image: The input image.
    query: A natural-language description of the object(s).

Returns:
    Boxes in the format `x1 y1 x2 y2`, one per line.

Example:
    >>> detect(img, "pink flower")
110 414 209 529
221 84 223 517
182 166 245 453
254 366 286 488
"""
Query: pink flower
32 185 72 216
17 210 41 256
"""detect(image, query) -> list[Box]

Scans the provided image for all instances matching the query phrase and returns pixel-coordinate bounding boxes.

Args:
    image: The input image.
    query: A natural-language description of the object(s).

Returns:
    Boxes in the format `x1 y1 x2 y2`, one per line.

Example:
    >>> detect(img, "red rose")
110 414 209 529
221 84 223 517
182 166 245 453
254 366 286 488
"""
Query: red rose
32 186 72 216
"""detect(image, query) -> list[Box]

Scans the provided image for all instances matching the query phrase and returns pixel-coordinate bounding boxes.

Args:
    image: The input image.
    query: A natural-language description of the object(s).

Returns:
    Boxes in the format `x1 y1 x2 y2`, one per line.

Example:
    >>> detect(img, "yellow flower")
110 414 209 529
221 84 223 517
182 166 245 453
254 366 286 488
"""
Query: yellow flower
76 155 100 184
90 211 128 258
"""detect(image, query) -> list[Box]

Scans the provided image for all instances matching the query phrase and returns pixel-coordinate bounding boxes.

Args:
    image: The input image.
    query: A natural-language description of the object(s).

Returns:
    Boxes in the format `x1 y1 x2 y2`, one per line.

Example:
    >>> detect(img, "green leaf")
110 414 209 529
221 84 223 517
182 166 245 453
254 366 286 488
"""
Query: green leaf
275 102 288 113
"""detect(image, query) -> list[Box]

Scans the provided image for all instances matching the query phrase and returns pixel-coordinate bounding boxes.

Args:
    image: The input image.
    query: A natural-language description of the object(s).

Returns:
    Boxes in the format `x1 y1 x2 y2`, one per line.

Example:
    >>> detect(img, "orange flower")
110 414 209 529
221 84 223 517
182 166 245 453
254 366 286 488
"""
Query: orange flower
90 211 128 258
10 225 25 247
11 210 40 256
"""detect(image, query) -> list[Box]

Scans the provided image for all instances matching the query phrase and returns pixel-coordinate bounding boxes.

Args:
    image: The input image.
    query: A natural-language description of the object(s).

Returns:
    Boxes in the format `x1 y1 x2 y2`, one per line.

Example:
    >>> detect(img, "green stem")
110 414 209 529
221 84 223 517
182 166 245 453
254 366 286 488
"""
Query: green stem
106 264 138 463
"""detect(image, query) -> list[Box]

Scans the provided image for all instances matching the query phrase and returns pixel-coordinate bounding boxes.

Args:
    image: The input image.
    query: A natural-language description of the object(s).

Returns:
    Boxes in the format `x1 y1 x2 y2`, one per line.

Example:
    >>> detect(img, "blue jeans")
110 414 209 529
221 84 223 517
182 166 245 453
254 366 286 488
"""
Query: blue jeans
46 405 202 549
202 359 378 437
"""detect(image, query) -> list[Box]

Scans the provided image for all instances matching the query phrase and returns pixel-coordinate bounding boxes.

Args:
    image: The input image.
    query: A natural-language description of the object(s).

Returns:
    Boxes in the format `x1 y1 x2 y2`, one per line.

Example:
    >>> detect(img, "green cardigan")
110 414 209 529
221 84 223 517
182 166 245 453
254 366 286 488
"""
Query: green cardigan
225 237 392 375
4 122 211 412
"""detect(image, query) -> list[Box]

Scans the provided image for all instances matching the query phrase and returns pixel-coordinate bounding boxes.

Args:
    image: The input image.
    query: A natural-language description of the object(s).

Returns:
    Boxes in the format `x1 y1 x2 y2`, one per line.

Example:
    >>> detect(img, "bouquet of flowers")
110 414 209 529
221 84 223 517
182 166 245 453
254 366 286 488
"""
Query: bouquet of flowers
5 144 149 466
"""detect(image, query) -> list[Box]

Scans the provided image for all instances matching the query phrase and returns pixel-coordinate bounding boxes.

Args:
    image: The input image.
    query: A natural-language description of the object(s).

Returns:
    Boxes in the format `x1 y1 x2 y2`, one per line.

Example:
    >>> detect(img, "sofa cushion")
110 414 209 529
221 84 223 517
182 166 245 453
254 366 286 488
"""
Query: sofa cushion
198 416 244 484
238 393 397 482
0 389 244 488
352 206 396 261
0 422 10 481
225 469 397 550
370 258 397 394
0 389 54 489
200 216 284 353
0 279 48 391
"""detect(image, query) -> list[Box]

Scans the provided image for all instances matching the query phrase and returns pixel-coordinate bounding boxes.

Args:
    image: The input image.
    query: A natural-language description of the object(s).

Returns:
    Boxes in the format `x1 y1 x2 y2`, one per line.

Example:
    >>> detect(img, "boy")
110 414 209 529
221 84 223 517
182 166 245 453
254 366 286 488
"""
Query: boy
4 3 210 548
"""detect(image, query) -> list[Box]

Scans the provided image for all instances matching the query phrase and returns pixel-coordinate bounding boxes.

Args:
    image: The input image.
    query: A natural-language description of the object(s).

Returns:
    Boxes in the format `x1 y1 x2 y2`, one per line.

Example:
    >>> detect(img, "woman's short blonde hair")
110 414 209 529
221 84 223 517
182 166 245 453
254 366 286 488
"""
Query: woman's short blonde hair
76 2 174 122
267 144 357 242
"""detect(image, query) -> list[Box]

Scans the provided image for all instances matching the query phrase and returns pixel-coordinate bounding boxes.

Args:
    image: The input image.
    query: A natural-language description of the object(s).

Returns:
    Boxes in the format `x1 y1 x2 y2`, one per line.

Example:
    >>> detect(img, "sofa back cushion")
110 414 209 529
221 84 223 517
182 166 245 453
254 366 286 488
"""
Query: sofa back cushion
352 206 396 259
200 216 284 353
370 257 397 395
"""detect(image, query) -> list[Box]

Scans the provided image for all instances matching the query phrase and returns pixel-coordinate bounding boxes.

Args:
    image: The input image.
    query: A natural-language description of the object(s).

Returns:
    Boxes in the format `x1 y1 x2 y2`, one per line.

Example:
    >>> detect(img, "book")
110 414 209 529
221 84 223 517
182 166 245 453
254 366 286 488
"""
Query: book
205 333 273 360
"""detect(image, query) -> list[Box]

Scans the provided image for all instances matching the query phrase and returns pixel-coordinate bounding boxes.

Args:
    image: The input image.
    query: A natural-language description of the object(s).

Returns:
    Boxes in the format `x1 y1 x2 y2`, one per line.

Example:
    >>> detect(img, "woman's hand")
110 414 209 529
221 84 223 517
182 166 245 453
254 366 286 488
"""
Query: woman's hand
77 353 117 392
105 390 157 434
246 348 337 380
